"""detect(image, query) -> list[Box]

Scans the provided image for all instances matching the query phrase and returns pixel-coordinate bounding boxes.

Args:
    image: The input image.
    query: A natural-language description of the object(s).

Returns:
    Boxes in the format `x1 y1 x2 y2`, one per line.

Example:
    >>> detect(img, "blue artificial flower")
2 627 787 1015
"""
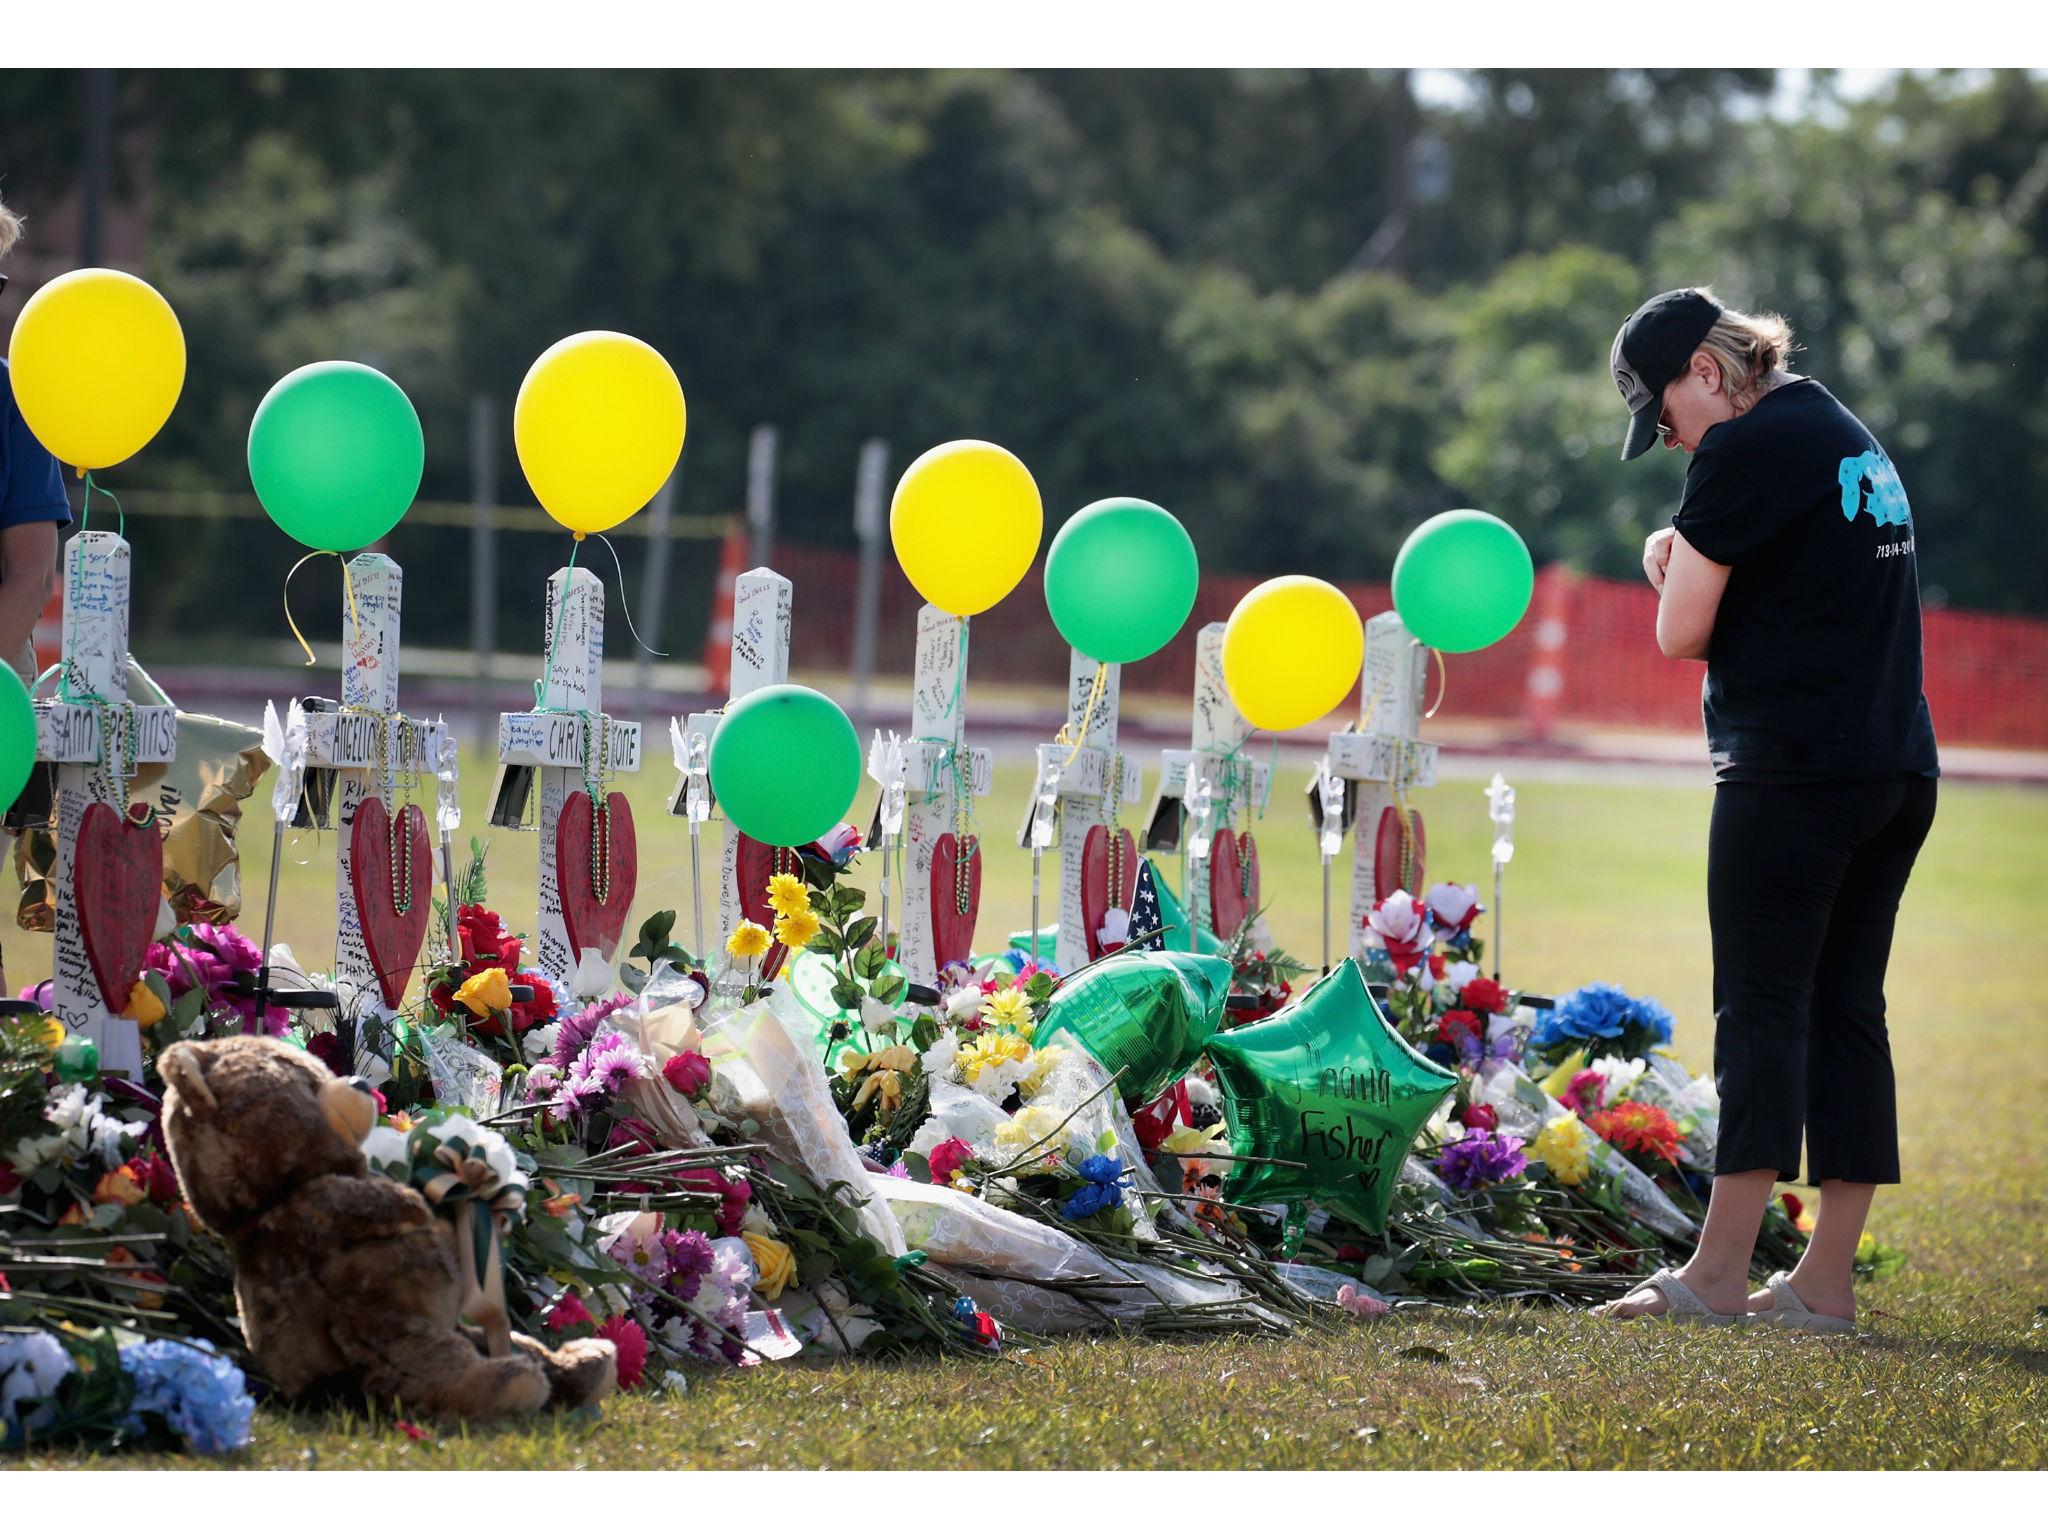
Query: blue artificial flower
1060 1155 1130 1221
1529 982 1678 1058
117 1339 255 1456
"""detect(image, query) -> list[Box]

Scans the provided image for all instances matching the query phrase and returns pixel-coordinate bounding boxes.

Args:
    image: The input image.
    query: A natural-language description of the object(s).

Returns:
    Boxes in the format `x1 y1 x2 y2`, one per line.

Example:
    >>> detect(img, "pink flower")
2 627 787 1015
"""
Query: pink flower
927 1137 973 1183
546 1291 592 1331
597 1314 648 1389
1561 1068 1609 1115
662 1050 711 1098
1335 1284 1389 1318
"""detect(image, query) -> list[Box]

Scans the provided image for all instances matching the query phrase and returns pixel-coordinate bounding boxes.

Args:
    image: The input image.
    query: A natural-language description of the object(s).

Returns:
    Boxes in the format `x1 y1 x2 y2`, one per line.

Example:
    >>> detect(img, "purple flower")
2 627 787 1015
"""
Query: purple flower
546 994 635 1071
1434 1127 1529 1192
565 1030 648 1103
660 1228 714 1303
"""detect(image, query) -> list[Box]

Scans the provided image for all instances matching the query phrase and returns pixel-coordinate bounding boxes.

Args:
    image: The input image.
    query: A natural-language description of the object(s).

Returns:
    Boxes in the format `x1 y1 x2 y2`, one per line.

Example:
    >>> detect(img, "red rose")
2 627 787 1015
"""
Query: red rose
1460 977 1511 1016
1779 1191 1804 1222
1428 954 1448 980
509 971 556 1034
662 1050 711 1098
133 1152 184 1206
1435 1008 1482 1045
1460 1102 1498 1132
457 905 522 972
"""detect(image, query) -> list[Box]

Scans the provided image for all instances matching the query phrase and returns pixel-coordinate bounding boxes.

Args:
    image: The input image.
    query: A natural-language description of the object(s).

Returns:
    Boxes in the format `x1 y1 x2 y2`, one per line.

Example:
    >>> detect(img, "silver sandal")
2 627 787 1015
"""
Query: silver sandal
1757 1271 1856 1334
1599 1266 1749 1327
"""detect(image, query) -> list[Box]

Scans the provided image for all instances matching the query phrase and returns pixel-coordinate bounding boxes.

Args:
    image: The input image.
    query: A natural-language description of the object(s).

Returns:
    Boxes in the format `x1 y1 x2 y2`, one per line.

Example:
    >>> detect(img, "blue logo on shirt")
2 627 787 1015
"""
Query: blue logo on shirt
1838 444 1911 528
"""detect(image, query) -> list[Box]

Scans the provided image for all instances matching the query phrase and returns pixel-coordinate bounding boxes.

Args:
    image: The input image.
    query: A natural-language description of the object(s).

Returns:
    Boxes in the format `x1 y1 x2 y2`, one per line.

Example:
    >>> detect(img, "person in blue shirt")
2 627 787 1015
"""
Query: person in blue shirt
1 201 71 681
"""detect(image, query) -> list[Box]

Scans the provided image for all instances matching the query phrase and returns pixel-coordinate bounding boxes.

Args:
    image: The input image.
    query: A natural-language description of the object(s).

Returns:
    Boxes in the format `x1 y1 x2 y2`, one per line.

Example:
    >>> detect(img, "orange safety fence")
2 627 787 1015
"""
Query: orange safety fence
763 544 2048 750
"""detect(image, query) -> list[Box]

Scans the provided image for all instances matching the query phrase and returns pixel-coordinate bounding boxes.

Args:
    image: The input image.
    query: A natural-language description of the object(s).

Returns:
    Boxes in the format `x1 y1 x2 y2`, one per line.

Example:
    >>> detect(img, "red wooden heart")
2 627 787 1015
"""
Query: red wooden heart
734 832 793 981
75 802 164 1013
929 832 981 970
1078 823 1140 961
556 791 640 962
1372 806 1427 902
1209 828 1263 942
350 796 435 1010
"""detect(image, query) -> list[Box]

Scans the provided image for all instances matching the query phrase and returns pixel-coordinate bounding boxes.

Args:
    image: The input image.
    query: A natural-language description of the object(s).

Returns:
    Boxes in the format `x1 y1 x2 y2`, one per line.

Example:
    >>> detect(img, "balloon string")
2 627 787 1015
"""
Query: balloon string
1423 648 1447 720
79 472 126 542
281 552 364 668
1055 662 1110 774
532 536 583 711
594 532 667 658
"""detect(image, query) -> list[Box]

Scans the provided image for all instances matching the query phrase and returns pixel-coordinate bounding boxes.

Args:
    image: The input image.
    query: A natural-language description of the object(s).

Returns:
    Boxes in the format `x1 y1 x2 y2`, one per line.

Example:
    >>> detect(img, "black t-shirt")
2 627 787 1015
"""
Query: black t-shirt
1672 378 1939 784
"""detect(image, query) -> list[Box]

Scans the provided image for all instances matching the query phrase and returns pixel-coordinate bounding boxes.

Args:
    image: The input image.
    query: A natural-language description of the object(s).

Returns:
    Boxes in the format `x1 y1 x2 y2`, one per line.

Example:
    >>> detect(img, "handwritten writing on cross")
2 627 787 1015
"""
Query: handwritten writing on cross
33 532 177 1078
495 566 643 981
672 566 790 949
1324 611 1438 953
881 604 993 989
286 555 442 1012
1146 621 1269 936
1017 648 1143 976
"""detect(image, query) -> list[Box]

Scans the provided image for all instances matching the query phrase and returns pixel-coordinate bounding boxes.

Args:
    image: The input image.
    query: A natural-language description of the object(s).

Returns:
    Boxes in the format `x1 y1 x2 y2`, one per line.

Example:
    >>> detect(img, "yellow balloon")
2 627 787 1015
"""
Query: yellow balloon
9 268 185 472
514 331 686 535
889 440 1042 616
1221 575 1365 732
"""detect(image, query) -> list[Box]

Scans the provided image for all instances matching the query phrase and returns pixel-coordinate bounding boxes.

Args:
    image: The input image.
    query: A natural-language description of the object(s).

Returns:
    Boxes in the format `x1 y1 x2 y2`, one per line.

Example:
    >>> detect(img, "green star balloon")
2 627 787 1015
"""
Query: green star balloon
1039 949 1231 1105
1207 957 1458 1235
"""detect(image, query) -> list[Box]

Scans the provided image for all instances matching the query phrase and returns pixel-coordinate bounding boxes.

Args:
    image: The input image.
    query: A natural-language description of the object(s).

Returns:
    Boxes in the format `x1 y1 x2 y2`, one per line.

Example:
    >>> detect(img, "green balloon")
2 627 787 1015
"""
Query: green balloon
1207 958 1457 1236
782 947 909 1068
1390 509 1535 653
709 684 861 850
1043 497 1199 664
248 361 424 550
1040 949 1231 1105
1001 927 1058 966
0 665 37 812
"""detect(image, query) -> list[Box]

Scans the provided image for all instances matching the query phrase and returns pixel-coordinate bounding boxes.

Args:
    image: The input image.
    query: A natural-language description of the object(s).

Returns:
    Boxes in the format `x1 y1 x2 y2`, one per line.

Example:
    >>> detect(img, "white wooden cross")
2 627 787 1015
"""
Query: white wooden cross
878 605 993 990
34 531 178 1078
1147 621 1270 938
291 555 445 1016
1017 649 1144 976
1325 611 1439 956
494 566 643 981
672 566 789 952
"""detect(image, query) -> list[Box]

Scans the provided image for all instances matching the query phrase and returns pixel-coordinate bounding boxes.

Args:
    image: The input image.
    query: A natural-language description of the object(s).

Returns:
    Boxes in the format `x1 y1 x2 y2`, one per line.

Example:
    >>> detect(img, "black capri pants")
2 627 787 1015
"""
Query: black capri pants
1707 773 1937 1184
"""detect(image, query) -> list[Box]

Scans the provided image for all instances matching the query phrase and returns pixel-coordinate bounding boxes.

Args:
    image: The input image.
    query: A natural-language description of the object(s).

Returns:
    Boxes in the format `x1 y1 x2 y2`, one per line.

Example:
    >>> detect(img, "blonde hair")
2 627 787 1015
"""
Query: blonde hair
0 201 20 260
1691 287 1798 410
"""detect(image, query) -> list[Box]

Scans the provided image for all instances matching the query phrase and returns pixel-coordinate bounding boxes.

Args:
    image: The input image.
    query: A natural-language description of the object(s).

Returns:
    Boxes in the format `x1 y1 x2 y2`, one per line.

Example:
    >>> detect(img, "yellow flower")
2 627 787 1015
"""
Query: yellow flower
1531 1114 1593 1186
743 1231 798 1301
1161 1122 1226 1157
1018 1044 1066 1099
958 1031 1031 1086
93 1164 148 1208
774 907 822 951
725 920 773 960
453 967 512 1018
978 987 1034 1034
993 1103 1067 1155
766 872 811 917
839 1044 917 1083
122 980 166 1028
34 1014 67 1051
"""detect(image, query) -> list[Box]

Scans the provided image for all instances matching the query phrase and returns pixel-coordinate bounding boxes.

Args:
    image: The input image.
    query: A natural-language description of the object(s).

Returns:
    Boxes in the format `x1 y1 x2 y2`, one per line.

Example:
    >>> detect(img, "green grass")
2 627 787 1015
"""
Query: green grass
10 757 2047 1469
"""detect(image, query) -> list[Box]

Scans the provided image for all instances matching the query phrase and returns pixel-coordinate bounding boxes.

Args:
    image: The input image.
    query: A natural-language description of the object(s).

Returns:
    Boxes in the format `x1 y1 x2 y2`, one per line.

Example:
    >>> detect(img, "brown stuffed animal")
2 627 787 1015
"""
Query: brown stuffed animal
156 1035 615 1418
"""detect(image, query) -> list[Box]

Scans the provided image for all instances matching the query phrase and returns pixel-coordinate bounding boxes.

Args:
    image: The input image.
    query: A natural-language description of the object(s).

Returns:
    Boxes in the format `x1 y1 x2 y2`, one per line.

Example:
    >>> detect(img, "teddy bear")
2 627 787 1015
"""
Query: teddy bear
156 1035 615 1419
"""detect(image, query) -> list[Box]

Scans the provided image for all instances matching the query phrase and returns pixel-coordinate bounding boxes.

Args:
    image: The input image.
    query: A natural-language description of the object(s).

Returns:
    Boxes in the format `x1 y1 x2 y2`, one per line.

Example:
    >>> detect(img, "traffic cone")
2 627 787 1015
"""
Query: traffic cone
702 520 746 696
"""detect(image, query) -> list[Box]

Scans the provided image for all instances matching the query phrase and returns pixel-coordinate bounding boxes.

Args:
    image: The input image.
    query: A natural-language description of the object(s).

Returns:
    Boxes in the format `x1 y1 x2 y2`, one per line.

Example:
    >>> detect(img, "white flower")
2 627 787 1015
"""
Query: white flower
1182 1075 1217 1108
920 1029 961 1080
740 1203 774 1237
1589 1055 1648 1101
524 1022 562 1060
361 1125 412 1170
1442 959 1482 993
568 949 614 1001
942 987 984 1024
1367 889 1431 947
1424 882 1481 931
859 996 898 1035
1095 907 1131 948
154 897 180 941
0 1331 74 1437
966 1056 1028 1105
907 1119 952 1160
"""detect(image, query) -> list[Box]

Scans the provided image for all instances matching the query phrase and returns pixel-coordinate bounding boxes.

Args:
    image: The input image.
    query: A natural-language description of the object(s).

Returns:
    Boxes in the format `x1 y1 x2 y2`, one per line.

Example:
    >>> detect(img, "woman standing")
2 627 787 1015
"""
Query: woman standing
1594 287 1939 1330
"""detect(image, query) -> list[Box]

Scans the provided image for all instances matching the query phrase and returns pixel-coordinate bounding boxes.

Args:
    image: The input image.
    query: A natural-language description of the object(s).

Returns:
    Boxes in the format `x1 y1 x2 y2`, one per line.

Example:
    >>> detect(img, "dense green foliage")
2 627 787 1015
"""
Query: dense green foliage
4 69 2042 619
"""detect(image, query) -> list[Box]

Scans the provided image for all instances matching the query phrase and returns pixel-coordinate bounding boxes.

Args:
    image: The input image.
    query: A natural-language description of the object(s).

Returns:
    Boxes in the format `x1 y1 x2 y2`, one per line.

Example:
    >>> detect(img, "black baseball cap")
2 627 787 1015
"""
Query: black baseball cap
1611 288 1723 461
